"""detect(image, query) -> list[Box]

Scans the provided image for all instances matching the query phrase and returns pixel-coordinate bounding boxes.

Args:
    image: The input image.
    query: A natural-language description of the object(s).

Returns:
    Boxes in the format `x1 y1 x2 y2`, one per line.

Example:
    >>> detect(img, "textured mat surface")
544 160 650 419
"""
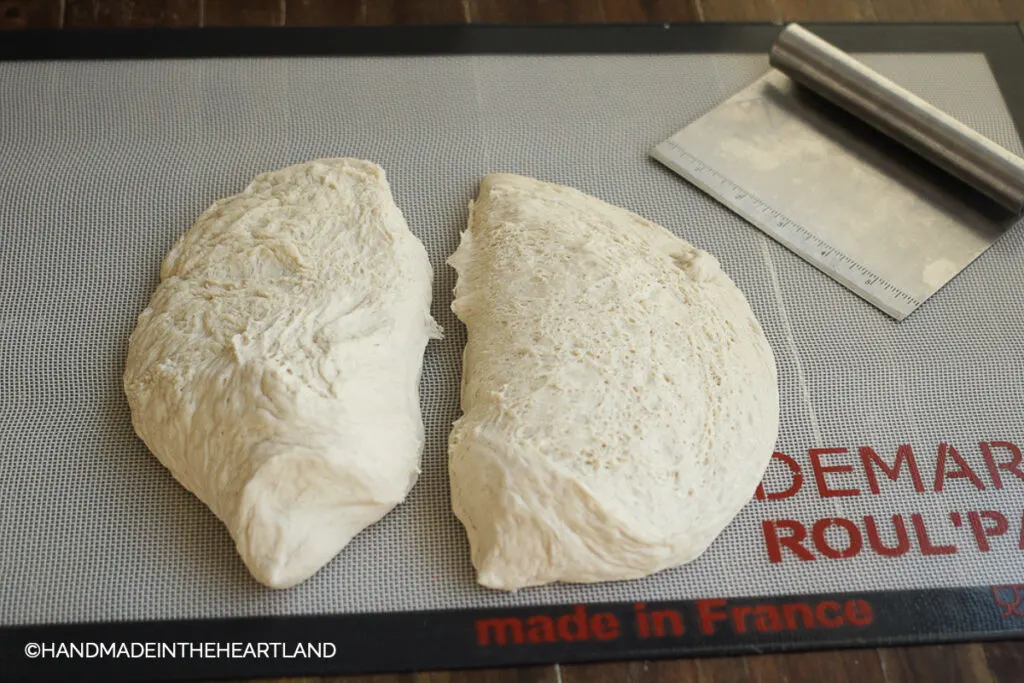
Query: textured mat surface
1 52 1022 626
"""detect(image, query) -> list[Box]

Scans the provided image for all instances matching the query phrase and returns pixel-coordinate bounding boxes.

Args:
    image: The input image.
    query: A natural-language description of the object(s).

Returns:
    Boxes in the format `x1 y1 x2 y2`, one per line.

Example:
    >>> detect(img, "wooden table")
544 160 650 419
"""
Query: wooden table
3 1 1022 681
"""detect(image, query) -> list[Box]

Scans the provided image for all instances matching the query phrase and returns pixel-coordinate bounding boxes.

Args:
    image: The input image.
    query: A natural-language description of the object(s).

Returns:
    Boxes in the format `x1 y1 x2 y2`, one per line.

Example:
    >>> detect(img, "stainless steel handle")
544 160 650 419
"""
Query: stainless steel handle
770 23 1024 214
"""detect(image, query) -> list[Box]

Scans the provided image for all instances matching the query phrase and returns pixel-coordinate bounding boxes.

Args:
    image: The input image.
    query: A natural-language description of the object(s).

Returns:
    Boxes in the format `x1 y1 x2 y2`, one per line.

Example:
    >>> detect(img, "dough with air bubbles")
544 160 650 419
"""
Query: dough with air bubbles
448 173 778 591
125 158 441 589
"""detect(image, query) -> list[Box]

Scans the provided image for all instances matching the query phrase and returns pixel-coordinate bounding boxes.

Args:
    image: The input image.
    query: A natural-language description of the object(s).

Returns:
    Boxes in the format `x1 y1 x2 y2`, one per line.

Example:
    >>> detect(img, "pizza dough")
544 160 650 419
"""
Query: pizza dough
448 174 778 591
124 159 440 589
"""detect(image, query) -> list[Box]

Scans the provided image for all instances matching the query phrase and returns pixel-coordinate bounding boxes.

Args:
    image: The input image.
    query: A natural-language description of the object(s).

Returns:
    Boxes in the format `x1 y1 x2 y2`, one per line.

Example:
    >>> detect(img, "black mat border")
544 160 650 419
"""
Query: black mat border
3 585 1023 681
1 21 1024 681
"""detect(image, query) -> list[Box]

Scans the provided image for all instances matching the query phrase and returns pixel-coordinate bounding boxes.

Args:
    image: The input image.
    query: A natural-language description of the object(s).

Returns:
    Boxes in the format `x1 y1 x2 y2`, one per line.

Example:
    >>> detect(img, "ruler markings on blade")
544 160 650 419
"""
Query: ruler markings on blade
652 139 922 320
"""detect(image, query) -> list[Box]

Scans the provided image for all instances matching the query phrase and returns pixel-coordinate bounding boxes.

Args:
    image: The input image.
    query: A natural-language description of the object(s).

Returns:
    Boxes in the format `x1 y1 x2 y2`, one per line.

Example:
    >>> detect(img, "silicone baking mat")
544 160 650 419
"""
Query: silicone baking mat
1 23 1022 682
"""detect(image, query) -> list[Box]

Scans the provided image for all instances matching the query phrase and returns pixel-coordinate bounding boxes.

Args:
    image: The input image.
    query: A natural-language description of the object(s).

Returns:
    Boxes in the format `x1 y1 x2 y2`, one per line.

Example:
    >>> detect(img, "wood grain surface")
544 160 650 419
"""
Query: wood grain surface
14 0 1024 27
1 1 1021 681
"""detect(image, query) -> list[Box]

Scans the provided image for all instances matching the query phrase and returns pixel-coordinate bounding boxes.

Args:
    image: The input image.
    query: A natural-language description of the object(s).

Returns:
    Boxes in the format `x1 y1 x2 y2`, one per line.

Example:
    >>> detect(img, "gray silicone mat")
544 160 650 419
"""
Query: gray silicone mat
1 52 1022 627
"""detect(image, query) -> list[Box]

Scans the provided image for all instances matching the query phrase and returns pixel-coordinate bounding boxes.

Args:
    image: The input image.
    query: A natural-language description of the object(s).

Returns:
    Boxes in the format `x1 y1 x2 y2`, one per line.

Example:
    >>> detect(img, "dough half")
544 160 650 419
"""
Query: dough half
448 173 779 591
125 159 441 589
